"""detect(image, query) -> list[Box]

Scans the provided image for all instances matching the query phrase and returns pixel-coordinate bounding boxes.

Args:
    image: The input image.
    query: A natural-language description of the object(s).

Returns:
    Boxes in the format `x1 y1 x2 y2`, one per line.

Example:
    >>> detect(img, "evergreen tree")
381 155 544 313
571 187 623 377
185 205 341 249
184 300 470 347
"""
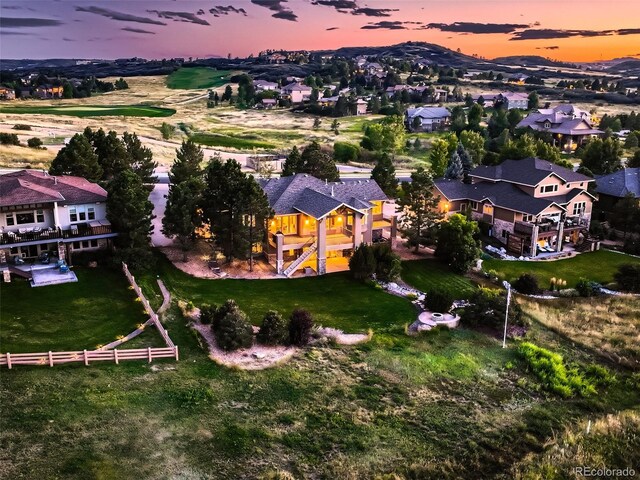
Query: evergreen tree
444 152 464 180
169 140 203 185
459 130 485 165
92 129 129 181
281 146 302 177
49 133 102 182
221 85 233 102
456 143 474 183
629 150 640 168
467 103 483 131
162 177 204 261
429 138 449 177
507 109 523 132
527 91 539 110
580 137 623 175
624 132 639 148
488 109 510 138
371 153 398 197
123 132 157 187
396 167 442 252
106 169 155 269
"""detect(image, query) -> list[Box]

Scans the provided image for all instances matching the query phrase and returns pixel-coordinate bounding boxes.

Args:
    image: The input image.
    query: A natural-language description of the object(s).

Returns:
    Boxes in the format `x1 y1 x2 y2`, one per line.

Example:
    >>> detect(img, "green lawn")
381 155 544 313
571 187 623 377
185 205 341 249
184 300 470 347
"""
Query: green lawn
401 259 477 299
0 268 148 353
0 105 175 118
483 249 640 287
189 132 276 150
136 254 416 333
166 67 234 89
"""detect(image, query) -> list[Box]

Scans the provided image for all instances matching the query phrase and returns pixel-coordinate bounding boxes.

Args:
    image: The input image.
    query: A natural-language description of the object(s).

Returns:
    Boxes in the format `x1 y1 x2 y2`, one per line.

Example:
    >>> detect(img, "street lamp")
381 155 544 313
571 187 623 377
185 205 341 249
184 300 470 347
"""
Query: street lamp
502 280 511 349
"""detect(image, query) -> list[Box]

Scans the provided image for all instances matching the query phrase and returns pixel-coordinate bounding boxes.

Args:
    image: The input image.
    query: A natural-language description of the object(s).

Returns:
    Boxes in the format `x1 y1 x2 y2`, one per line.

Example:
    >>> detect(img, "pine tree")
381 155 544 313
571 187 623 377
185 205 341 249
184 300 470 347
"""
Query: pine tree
456 143 474 183
123 132 157 187
281 146 302 177
371 153 398 197
282 142 339 181
49 133 102 182
162 178 203 261
444 152 464 180
169 140 203 185
429 139 449 178
92 129 129 181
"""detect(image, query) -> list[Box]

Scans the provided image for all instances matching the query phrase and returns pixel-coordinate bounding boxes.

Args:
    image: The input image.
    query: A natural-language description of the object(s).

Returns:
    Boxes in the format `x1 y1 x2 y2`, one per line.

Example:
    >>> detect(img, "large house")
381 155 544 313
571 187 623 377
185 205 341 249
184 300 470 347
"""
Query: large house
280 82 314 103
34 84 63 99
259 174 396 276
517 104 603 150
0 86 16 100
594 168 640 221
434 158 596 257
472 92 527 109
0 170 117 267
404 107 451 132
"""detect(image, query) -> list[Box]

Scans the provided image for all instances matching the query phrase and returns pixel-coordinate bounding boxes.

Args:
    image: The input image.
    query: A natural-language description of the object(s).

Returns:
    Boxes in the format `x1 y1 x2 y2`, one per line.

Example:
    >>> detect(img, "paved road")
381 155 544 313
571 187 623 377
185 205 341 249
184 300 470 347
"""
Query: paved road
149 183 174 247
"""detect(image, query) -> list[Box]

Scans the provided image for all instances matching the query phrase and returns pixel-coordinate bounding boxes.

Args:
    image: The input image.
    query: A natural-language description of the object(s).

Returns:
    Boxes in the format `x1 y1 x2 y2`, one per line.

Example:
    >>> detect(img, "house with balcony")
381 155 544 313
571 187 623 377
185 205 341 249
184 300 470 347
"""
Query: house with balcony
404 107 451 132
259 174 396 277
0 170 117 270
516 104 603 150
594 168 640 221
434 158 596 257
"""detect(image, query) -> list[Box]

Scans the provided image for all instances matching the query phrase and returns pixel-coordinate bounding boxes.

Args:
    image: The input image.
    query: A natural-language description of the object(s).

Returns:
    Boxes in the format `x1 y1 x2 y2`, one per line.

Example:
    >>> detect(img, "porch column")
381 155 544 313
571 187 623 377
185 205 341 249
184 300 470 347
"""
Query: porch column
531 225 539 257
352 211 363 249
556 221 565 252
363 212 373 244
317 218 326 275
275 233 284 274
57 241 66 262
53 201 61 228
391 216 398 244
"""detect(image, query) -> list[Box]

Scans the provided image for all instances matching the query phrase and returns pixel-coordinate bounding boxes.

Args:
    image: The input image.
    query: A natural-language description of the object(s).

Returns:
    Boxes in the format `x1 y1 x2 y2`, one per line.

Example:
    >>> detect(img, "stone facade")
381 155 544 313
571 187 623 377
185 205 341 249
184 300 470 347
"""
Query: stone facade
492 218 515 244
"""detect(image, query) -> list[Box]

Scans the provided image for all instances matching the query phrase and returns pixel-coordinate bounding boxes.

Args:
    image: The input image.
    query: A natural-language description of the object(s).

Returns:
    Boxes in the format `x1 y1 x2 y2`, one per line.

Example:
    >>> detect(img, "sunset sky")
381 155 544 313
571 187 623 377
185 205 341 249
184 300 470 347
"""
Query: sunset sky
1 1 639 62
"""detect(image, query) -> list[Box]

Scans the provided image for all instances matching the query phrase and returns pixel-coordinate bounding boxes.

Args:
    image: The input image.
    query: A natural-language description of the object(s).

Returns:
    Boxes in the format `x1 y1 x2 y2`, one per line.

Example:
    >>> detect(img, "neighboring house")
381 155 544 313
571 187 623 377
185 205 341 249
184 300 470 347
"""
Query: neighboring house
355 99 368 115
404 107 451 132
594 168 640 221
259 174 396 276
253 80 280 92
18 88 31 98
0 170 117 265
516 104 603 150
266 53 286 64
0 87 16 100
281 82 314 103
434 158 595 257
257 98 277 109
507 73 529 85
472 92 527 109
34 84 63 99
385 85 448 103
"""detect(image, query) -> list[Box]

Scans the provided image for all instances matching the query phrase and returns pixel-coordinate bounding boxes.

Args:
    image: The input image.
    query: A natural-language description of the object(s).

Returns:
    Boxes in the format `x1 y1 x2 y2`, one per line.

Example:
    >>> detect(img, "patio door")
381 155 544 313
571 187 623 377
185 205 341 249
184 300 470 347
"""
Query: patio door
482 204 494 224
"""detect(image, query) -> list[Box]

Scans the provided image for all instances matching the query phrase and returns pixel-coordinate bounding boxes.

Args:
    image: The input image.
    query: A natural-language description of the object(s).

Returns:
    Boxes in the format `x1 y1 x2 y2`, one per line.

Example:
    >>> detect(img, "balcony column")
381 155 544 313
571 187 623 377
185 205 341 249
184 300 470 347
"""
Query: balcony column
556 220 565 252
275 233 284 275
53 202 61 229
317 218 326 275
391 216 398 244
363 211 373 244
352 211 363 249
531 225 539 257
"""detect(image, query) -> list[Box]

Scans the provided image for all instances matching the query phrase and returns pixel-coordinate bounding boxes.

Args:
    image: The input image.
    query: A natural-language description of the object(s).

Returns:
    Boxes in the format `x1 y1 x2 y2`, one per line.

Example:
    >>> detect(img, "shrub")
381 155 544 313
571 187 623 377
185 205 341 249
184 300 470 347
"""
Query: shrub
614 264 640 292
349 244 376 280
461 287 524 329
288 308 314 346
333 141 360 163
512 273 540 295
576 278 601 297
211 299 240 334
0 133 20 145
12 124 31 130
373 243 402 281
424 288 454 313
199 304 217 324
216 308 253 351
622 238 640 255
257 310 288 345
27 137 43 149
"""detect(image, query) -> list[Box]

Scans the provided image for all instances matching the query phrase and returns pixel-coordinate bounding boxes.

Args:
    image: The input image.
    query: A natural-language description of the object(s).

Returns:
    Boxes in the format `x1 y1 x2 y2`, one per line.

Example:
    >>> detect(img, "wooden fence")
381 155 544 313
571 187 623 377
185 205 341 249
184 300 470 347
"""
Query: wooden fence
122 262 175 349
0 347 178 369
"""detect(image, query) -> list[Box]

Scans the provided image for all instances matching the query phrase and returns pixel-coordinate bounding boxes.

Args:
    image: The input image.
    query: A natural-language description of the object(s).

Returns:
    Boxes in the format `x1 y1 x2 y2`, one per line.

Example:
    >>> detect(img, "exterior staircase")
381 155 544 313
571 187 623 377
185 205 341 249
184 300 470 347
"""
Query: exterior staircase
283 243 317 277
7 265 33 280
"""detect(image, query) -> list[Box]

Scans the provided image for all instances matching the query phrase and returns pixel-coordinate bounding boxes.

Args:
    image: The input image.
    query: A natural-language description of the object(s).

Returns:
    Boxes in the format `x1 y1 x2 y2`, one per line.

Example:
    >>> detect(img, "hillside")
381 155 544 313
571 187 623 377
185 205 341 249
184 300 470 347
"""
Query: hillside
492 55 577 69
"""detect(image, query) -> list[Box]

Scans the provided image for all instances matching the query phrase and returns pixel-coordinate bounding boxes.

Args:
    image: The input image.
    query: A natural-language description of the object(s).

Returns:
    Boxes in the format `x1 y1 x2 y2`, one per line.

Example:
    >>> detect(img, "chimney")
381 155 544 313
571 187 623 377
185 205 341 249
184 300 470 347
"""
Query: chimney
331 185 334 197
53 176 57 185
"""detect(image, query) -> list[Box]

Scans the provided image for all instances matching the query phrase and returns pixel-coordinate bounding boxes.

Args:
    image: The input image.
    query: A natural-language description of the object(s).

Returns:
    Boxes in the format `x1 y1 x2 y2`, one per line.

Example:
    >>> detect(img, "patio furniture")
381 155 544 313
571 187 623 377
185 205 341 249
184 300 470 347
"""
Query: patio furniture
12 255 25 265
39 252 50 264
59 263 69 274
208 260 222 274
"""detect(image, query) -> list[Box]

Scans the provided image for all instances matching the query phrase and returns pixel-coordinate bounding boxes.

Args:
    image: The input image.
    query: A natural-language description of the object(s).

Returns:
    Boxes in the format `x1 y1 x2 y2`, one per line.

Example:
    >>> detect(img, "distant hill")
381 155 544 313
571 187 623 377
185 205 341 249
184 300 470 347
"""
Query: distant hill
492 55 577 69
605 59 640 73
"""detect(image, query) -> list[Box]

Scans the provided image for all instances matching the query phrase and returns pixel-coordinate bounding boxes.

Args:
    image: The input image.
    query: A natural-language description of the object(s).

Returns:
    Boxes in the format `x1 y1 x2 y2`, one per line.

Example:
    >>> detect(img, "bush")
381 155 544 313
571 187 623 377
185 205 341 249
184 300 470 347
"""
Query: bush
0 133 20 145
461 287 524 329
12 124 31 131
69 249 113 267
216 307 253 351
257 310 288 345
288 308 314 346
373 243 401 282
349 244 376 280
424 288 454 313
576 278 601 297
199 304 217 325
211 299 240 334
614 264 640 292
512 273 540 294
27 137 43 149
623 237 640 255
333 141 360 163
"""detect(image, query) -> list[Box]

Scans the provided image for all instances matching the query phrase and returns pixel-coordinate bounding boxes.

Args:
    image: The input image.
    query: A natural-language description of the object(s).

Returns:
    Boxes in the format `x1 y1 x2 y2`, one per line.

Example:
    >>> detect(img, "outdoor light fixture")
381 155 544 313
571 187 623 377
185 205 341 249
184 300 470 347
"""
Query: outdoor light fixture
305 219 309 225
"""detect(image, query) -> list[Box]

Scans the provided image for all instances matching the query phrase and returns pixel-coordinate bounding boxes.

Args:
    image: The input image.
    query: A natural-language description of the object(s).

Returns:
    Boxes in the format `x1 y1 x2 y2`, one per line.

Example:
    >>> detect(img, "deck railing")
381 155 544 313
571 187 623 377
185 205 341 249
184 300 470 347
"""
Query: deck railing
0 224 114 246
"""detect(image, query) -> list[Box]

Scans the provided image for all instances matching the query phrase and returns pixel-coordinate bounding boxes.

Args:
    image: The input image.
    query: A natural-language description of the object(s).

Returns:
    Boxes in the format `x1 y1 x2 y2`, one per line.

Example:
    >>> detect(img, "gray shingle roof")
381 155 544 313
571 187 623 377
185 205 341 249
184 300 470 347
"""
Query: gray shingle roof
405 107 451 120
595 168 640 198
470 157 592 186
259 174 386 218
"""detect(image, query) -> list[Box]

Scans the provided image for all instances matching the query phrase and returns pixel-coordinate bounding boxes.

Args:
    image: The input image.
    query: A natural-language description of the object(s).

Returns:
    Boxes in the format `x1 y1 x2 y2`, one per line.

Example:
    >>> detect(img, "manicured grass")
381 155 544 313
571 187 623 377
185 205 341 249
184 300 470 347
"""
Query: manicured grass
401 259 477 299
189 132 276 150
166 67 233 89
483 249 640 287
0 268 148 353
0 104 176 118
136 254 416 333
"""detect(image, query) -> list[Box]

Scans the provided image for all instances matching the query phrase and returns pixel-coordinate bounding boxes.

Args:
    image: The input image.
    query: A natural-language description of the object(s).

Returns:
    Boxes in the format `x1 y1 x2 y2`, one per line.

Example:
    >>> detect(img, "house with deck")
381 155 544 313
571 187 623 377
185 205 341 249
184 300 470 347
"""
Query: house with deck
517 104 603 150
434 158 596 257
0 170 117 273
0 86 16 100
259 174 396 276
594 168 640 221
